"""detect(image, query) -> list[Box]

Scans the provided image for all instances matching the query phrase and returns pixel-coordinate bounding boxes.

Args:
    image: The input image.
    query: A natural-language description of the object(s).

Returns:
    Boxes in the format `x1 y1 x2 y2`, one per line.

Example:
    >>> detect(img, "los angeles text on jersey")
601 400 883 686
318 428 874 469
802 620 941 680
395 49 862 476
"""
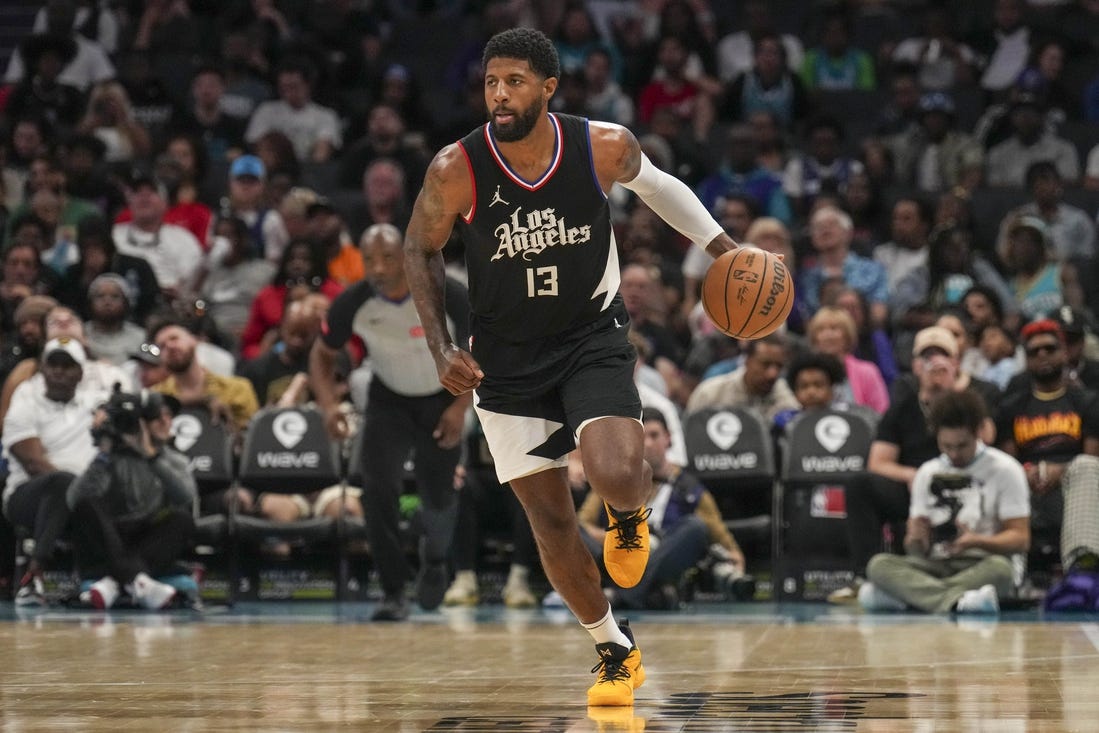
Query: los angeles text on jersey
492 206 592 261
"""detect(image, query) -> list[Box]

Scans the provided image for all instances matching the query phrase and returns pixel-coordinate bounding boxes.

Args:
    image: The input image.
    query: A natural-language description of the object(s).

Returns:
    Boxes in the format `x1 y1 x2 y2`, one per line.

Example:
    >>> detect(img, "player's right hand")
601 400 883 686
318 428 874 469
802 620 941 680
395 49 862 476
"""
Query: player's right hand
437 344 484 395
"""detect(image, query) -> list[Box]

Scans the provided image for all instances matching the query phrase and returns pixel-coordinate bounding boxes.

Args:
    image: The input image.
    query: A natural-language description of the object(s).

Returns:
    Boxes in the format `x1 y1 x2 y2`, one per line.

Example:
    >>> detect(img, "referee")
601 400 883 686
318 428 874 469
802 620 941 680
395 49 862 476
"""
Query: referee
310 223 471 621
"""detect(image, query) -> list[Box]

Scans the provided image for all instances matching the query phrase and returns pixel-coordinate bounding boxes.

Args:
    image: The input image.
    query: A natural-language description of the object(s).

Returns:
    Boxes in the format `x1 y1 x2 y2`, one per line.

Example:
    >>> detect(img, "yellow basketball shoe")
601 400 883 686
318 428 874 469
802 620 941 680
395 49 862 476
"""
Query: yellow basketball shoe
586 705 647 732
603 503 652 588
587 620 646 707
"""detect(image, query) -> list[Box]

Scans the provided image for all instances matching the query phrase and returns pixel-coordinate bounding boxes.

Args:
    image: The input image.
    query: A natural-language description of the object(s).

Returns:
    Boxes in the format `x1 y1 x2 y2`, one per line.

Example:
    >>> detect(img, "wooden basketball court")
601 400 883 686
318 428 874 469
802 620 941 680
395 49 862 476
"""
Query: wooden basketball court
4 602 1099 731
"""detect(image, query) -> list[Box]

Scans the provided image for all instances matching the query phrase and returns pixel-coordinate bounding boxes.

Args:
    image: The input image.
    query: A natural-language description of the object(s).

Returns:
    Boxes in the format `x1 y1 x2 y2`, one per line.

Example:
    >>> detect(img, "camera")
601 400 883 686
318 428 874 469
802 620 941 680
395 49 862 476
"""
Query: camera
93 386 166 444
695 544 756 602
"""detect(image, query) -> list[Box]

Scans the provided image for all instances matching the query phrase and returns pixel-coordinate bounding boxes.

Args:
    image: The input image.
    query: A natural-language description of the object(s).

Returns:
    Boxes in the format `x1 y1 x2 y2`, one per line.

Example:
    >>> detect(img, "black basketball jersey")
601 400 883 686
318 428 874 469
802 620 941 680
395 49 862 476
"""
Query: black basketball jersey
456 113 621 342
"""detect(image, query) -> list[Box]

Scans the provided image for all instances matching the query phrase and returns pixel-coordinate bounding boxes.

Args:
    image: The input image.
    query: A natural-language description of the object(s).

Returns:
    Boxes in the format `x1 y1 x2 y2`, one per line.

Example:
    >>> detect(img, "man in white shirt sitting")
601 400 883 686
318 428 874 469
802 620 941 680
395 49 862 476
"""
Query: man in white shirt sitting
2 338 108 605
244 57 342 163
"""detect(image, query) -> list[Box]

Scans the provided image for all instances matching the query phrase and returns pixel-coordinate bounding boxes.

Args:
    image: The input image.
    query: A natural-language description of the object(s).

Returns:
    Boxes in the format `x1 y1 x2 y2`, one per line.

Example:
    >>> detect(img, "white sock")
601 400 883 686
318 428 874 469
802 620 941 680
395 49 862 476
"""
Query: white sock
581 606 632 649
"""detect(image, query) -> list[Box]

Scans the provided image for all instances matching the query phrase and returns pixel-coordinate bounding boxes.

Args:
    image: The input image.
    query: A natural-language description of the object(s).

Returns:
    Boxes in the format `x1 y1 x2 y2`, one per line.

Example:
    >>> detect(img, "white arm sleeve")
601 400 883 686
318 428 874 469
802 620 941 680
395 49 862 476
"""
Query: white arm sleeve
619 153 725 251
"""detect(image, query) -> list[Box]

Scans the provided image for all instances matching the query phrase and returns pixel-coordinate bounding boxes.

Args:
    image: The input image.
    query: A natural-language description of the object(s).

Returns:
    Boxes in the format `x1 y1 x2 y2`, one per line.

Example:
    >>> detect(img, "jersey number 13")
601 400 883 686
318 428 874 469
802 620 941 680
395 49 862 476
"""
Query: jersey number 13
526 265 559 297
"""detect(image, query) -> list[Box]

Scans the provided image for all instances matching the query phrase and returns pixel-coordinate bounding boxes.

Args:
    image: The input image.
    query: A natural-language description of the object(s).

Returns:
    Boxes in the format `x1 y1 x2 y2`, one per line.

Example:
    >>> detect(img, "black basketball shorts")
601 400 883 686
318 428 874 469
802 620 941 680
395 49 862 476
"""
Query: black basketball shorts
472 307 642 484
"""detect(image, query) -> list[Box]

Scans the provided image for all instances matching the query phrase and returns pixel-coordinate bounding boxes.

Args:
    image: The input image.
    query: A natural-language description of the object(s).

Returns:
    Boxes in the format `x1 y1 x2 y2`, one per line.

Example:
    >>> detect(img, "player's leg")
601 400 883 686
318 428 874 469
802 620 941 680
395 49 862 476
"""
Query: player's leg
510 467 644 706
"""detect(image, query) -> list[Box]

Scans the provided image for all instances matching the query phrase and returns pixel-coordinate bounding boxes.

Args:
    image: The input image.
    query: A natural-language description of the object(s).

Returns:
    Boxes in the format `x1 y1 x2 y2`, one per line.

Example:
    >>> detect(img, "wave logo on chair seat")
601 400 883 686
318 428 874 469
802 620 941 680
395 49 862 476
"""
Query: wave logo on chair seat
273 412 307 449
706 412 742 450
814 416 850 453
172 414 203 452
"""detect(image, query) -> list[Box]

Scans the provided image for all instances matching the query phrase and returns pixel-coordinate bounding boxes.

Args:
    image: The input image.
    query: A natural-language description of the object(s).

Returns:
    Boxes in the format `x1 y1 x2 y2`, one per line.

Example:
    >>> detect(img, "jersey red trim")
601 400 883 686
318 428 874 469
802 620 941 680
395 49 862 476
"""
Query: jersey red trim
457 141 476 224
482 114 563 191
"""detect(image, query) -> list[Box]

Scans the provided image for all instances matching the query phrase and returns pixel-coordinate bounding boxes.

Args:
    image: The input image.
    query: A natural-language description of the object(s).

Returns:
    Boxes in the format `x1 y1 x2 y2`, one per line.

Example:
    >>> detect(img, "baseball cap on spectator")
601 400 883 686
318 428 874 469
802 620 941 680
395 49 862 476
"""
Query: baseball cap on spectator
384 63 411 83
918 91 955 116
1006 214 1051 246
1051 306 1092 339
129 342 161 365
42 337 87 366
913 326 958 358
230 155 266 180
1020 318 1064 345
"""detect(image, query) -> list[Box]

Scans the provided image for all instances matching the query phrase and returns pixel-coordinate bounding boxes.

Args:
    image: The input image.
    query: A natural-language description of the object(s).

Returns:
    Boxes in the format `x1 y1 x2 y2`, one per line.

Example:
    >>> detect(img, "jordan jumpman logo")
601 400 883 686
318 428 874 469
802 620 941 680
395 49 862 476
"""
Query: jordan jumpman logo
490 185 509 207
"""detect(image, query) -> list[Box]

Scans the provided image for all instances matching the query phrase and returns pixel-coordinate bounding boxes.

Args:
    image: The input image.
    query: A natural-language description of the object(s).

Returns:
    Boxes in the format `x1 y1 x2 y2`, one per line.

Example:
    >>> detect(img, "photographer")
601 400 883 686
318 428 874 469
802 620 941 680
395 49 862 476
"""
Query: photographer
860 390 1030 615
66 387 196 610
576 408 747 610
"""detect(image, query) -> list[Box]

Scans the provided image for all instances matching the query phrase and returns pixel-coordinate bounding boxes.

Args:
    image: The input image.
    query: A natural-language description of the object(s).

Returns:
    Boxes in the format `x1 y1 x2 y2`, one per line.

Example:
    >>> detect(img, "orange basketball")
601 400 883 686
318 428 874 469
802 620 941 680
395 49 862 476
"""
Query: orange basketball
701 248 794 339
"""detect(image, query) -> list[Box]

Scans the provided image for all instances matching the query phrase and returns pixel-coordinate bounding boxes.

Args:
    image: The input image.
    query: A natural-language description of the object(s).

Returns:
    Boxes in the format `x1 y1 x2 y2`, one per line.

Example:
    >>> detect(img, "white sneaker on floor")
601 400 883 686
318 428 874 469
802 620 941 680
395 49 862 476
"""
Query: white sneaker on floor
127 573 177 610
82 576 120 610
956 584 999 614
443 571 480 607
857 582 907 612
15 575 46 607
541 590 565 608
502 577 537 608
826 577 864 605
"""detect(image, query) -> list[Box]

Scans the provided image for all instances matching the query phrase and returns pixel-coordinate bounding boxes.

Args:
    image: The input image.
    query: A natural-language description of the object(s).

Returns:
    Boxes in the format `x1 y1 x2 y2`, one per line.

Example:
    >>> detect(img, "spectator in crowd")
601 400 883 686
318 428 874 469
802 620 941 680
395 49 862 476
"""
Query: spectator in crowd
715 0 804 82
986 93 1081 187
294 200 355 291
799 7 876 91
1023 38 1076 123
113 155 212 250
238 296 334 407
720 32 811 131
576 407 746 610
681 195 758 327
5 154 100 245
111 167 204 304
343 158 411 242
5 33 85 136
76 81 152 164
860 389 1030 614
310 223 471 621
59 133 123 216
552 4 619 80
824 285 898 386
81 274 144 366
799 206 889 330
239 238 342 361
338 103 429 196
59 217 161 324
784 116 864 219
251 130 300 184
583 46 634 126
637 34 715 142
890 92 985 194
874 66 924 137
3 0 114 93
67 389 195 610
805 306 890 415
686 333 798 421
830 326 996 604
891 4 979 91
1001 215 1084 321
975 0 1032 96
996 319 1099 570
170 64 248 165
3 338 105 605
199 216 276 348
261 186 316 267
892 225 1018 335
772 350 876 432
695 124 791 224
0 295 56 390
875 196 933 293
221 155 279 262
124 341 168 390
217 30 272 122
244 57 342 163
0 237 59 335
976 322 1023 390
996 161 1096 264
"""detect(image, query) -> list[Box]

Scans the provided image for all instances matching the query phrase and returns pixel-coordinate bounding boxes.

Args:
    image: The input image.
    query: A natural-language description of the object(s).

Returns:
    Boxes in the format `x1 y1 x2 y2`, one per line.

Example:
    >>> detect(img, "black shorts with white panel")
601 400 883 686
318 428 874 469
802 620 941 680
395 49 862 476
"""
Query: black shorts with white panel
472 300 642 484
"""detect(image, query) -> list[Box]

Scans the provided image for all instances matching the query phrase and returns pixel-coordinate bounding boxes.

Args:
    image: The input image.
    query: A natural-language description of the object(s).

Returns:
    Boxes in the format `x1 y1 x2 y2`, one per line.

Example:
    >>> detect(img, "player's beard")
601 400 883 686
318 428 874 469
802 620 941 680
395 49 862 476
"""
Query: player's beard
490 96 544 143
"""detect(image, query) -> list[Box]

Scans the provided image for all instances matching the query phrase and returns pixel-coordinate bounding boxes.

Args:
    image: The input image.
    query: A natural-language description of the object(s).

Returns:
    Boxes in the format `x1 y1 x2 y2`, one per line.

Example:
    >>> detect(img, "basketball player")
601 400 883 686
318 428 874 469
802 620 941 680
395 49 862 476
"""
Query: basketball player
404 28 736 706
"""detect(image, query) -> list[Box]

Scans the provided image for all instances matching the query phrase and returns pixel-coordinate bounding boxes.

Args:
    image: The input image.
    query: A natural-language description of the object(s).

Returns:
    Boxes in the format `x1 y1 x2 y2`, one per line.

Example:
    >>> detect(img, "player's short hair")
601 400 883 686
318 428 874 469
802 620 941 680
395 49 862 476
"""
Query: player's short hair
927 390 986 435
483 28 561 81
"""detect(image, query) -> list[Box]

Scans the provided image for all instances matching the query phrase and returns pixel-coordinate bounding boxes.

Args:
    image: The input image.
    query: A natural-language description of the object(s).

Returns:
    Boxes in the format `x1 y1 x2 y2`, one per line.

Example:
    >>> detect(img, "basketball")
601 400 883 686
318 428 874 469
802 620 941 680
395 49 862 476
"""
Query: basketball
701 248 794 339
